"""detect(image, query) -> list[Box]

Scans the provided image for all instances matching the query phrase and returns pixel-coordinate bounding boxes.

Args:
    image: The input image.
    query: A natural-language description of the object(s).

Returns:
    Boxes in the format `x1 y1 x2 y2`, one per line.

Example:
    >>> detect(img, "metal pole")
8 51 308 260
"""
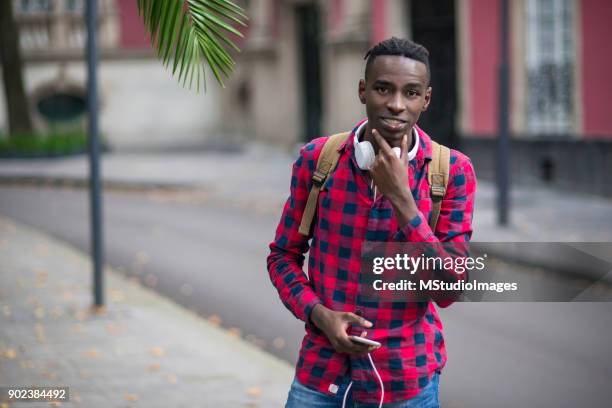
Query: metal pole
86 0 104 307
497 0 510 226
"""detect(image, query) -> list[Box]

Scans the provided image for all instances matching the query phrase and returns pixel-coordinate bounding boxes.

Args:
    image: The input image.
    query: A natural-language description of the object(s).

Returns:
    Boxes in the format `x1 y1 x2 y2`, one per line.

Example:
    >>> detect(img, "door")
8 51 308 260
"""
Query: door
296 3 323 142
410 0 458 148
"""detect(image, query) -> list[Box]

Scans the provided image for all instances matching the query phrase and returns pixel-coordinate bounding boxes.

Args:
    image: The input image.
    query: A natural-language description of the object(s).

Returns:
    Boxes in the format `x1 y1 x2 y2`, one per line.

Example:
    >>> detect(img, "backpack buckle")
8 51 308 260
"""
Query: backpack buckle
431 185 446 200
312 170 327 187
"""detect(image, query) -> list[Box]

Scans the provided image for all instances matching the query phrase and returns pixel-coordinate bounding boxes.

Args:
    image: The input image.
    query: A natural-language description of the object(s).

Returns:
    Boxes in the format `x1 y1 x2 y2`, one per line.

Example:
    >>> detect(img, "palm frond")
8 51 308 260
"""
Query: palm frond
138 0 248 91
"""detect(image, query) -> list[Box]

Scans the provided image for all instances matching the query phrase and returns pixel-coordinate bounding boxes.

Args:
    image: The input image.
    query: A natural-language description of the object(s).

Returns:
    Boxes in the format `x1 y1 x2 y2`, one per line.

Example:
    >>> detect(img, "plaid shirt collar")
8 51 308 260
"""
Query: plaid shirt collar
338 119 434 170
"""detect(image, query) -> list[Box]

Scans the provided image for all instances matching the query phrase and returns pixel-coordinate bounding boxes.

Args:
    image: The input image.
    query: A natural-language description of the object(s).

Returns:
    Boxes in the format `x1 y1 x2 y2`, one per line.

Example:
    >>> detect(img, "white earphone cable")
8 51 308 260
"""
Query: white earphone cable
368 352 385 408
341 352 384 408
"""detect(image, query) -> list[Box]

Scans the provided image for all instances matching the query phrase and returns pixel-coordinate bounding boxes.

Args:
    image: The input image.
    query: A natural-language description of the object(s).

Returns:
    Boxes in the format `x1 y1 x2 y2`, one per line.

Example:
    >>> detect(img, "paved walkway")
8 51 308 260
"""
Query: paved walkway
0 215 293 408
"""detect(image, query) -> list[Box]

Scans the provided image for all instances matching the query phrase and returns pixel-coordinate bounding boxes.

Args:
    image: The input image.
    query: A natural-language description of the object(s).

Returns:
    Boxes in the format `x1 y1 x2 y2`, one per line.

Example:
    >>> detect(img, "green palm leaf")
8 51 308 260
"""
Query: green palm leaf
137 0 247 91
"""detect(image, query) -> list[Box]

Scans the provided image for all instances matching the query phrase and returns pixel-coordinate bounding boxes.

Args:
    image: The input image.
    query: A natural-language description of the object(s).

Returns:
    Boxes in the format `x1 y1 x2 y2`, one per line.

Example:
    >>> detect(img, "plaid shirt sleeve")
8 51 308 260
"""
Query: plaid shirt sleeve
267 139 325 323
394 151 477 307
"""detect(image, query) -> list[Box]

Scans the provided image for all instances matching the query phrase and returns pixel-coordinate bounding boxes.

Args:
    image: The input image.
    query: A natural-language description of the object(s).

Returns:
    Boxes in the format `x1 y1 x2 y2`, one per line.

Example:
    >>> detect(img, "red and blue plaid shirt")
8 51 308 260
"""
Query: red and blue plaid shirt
267 121 477 404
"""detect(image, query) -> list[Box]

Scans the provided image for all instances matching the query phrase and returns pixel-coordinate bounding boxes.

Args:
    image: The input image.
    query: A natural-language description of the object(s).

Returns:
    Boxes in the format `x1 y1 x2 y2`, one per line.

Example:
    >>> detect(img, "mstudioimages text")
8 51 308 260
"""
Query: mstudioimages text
372 253 488 275
372 279 519 293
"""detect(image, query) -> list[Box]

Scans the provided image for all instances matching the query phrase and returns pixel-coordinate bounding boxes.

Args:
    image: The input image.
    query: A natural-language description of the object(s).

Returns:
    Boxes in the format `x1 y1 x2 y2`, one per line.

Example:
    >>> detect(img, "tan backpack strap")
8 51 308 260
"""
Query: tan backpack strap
427 140 451 232
298 132 351 236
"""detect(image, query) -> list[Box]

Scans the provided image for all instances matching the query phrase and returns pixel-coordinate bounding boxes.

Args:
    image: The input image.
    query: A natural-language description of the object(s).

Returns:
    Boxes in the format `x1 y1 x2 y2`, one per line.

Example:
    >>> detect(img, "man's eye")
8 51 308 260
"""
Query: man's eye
406 90 419 97
376 87 389 94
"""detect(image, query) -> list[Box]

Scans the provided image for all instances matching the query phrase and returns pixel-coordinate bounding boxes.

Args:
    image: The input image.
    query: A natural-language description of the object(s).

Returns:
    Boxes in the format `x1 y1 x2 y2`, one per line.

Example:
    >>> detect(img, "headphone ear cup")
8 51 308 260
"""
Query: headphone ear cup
355 141 375 170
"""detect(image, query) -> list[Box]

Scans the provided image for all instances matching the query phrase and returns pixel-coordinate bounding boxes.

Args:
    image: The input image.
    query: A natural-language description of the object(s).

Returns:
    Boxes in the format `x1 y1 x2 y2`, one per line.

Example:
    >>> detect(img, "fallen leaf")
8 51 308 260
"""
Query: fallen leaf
227 327 242 338
150 347 165 357
35 323 46 344
166 373 178 384
91 305 107 316
4 348 17 359
109 289 124 302
272 337 286 349
106 323 123 336
246 386 262 397
74 309 88 321
208 314 221 326
19 359 34 369
34 306 46 320
148 363 161 372
61 291 74 301
41 370 58 380
83 348 101 359
124 393 139 402
35 268 48 287
50 306 64 319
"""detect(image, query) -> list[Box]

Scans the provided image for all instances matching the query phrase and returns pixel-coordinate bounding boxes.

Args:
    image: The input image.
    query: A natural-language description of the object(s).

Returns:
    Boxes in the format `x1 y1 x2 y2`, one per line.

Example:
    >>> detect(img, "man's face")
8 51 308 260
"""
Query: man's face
359 55 431 146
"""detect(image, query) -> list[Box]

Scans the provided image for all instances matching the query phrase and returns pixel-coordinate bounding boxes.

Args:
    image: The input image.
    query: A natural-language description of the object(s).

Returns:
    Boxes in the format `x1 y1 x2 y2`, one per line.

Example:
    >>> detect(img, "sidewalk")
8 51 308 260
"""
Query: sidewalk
0 144 611 243
0 215 293 407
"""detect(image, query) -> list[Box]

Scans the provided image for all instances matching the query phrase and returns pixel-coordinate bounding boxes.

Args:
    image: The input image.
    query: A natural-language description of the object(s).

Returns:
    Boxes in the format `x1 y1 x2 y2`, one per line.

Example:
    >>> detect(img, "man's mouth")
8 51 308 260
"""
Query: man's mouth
380 117 408 131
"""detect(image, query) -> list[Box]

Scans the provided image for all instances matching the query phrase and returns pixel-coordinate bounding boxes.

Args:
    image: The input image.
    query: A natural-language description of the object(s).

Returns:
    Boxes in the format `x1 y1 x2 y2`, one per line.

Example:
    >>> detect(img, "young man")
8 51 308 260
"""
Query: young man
267 37 476 407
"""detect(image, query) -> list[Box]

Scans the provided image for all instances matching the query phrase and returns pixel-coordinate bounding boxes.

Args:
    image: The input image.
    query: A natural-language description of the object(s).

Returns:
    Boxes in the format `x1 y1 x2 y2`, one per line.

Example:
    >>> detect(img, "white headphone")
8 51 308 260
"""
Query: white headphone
353 121 419 170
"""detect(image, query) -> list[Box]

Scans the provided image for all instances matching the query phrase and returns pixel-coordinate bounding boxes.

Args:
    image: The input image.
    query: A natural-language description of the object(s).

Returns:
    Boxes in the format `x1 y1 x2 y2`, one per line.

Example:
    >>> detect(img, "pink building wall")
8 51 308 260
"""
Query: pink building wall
371 0 387 45
581 0 612 138
116 0 150 49
468 0 500 137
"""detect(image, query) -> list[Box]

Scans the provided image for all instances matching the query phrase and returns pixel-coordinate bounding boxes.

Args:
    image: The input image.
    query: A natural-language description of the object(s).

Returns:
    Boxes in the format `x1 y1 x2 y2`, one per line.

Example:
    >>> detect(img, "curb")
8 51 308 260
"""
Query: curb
0 174 205 193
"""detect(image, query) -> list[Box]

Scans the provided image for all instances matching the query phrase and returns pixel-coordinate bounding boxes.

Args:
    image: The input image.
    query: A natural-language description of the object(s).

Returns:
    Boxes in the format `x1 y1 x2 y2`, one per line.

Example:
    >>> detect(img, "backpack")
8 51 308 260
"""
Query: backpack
298 132 450 236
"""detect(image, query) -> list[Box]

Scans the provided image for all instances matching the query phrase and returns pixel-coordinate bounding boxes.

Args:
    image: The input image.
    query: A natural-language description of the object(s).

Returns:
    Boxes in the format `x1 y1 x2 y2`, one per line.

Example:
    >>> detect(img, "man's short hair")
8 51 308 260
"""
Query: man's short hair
364 37 430 83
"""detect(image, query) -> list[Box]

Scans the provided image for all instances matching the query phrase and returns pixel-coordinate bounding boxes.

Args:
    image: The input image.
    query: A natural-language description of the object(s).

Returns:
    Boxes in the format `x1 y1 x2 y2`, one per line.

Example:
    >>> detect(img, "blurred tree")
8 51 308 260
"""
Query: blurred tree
0 0 34 135
137 0 247 91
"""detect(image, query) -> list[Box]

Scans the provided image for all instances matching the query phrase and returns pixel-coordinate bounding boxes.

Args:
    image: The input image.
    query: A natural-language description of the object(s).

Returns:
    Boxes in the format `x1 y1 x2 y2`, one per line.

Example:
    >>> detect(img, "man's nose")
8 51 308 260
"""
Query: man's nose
386 92 406 114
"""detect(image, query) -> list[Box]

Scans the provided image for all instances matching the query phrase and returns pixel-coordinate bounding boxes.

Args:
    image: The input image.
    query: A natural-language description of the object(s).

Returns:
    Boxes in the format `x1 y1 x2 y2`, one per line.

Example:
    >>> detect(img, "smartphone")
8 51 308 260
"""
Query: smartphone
349 335 381 348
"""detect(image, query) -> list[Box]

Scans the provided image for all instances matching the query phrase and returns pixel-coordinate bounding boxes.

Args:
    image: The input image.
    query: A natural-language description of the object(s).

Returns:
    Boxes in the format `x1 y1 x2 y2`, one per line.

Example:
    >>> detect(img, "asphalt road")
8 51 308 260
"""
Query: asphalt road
1 186 611 408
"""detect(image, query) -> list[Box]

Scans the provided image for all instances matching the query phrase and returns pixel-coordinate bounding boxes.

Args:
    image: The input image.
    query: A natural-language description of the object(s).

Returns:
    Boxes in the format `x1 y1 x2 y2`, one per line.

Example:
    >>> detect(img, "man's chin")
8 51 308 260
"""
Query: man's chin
379 130 406 147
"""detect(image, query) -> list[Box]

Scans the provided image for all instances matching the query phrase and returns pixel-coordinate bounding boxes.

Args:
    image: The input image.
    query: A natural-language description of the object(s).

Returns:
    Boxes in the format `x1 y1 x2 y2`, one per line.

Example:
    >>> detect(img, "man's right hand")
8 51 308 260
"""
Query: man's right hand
310 304 377 356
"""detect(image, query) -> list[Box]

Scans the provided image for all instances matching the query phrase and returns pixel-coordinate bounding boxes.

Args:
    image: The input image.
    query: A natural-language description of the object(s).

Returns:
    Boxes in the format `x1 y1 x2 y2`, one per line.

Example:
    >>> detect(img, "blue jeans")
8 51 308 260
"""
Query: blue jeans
285 372 440 408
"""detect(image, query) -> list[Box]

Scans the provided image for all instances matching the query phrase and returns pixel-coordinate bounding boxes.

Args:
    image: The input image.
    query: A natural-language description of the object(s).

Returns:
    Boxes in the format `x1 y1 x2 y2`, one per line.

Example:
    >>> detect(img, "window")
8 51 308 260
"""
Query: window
525 0 574 135
17 0 51 12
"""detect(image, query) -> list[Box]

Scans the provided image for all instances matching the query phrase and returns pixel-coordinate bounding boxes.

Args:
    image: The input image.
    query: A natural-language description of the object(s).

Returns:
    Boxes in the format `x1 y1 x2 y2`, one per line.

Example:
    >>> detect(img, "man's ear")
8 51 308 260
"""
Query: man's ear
422 86 432 111
358 79 366 104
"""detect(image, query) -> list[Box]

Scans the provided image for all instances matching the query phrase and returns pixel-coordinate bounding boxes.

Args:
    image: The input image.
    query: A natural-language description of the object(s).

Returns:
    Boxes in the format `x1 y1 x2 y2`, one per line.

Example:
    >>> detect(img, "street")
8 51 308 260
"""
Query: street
1 185 611 407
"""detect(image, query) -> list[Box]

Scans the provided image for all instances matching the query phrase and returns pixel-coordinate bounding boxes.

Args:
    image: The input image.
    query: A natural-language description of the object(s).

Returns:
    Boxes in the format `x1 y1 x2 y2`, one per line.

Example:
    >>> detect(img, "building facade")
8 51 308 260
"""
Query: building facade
225 0 612 196
0 0 223 150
